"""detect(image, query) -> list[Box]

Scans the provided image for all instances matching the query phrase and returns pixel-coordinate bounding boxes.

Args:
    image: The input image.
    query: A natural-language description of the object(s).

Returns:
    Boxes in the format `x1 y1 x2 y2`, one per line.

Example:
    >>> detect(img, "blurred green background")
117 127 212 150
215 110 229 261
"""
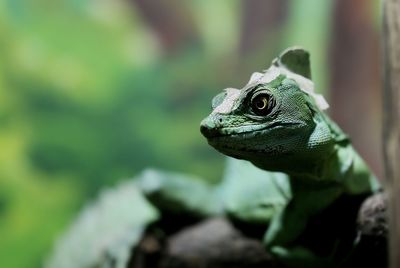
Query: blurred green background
0 0 381 267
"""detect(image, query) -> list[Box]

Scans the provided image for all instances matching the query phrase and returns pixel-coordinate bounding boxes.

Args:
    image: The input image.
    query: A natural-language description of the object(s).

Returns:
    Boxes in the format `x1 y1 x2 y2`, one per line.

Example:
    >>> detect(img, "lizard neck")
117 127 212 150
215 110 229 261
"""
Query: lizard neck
287 114 379 194
315 142 379 194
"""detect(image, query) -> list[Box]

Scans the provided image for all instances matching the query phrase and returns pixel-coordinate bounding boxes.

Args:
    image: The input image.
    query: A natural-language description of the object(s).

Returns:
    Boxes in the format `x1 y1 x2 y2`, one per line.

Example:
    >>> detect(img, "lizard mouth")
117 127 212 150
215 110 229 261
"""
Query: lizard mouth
201 121 304 158
200 121 303 139
200 124 268 139
208 140 290 160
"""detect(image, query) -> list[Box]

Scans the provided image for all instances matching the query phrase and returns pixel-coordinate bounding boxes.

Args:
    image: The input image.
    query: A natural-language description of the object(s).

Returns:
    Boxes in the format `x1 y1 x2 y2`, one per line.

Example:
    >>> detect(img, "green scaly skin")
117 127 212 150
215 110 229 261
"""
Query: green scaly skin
200 47 380 267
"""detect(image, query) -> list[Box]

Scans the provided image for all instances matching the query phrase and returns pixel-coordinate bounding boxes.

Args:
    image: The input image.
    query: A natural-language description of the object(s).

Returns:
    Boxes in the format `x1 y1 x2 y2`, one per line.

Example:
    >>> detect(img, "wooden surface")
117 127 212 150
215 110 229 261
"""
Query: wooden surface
383 0 400 267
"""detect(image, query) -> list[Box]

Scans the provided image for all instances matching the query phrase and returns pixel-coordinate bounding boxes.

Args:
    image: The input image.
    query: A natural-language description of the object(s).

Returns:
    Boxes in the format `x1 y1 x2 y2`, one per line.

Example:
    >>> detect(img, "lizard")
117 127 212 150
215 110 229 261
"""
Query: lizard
200 47 380 267
47 47 381 268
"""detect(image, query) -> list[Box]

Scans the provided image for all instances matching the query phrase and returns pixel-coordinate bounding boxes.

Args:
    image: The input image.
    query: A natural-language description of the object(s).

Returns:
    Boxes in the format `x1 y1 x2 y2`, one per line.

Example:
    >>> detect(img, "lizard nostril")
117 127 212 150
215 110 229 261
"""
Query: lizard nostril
200 124 209 136
200 116 224 138
200 122 221 138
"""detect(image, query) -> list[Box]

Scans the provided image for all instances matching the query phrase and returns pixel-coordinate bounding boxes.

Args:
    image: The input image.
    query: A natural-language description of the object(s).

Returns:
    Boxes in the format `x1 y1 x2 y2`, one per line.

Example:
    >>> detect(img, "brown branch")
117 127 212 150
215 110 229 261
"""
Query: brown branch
383 0 400 267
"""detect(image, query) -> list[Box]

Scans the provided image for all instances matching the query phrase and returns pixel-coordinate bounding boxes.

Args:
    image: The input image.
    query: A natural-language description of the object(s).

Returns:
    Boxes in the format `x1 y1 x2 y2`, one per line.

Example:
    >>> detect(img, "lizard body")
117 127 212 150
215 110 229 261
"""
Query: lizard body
48 47 381 268
200 47 380 267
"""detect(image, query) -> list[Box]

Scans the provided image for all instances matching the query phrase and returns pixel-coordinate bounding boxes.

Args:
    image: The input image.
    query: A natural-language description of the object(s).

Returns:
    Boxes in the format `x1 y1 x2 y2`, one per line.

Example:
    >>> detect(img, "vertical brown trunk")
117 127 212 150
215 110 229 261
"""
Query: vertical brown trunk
236 0 288 83
383 0 400 267
329 0 382 178
129 0 199 54
239 0 288 55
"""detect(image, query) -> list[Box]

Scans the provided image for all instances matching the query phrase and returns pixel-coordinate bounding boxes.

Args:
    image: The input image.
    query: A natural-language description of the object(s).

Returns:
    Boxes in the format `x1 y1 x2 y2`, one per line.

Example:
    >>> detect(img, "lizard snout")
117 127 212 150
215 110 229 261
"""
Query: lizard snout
200 115 224 138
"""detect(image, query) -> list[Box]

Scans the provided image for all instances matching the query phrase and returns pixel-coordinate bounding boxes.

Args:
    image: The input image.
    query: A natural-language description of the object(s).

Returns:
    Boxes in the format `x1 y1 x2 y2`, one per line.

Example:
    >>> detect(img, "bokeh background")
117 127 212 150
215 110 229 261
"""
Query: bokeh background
0 0 381 267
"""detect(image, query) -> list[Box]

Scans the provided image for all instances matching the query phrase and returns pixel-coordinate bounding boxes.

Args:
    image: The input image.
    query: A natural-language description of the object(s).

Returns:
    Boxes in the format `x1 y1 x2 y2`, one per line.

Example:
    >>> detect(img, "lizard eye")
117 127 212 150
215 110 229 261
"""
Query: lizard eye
251 93 274 116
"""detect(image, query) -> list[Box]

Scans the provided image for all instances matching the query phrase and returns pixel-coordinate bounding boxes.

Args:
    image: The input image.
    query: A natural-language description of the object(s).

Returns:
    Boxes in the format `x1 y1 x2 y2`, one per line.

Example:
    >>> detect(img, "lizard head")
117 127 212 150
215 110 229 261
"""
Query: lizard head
200 47 337 175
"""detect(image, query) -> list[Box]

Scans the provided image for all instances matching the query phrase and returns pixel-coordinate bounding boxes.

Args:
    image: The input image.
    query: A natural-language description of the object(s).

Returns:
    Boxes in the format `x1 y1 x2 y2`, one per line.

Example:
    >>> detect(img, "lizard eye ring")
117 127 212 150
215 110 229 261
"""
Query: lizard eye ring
251 93 274 116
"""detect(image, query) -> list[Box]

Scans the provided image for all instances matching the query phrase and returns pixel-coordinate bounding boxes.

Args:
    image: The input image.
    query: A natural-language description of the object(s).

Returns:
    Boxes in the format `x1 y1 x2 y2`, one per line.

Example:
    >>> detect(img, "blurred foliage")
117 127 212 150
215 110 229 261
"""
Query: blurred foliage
0 1 227 266
0 0 379 267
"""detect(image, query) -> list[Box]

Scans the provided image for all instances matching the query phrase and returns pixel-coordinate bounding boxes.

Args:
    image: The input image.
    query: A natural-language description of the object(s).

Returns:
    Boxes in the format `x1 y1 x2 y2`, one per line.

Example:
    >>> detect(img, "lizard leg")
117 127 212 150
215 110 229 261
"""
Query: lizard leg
264 182 342 247
135 169 223 218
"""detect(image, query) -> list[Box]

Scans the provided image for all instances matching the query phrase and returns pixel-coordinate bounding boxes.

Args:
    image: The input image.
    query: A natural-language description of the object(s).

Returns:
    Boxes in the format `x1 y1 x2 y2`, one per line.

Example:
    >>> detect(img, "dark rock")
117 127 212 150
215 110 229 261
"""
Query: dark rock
351 192 388 267
130 193 388 268
357 192 388 238
160 218 280 268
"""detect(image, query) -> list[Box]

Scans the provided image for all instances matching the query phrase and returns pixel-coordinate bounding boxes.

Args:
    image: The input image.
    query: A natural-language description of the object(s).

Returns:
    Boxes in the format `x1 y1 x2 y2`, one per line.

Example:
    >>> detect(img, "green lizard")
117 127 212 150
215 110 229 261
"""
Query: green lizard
200 47 380 267
48 47 380 268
